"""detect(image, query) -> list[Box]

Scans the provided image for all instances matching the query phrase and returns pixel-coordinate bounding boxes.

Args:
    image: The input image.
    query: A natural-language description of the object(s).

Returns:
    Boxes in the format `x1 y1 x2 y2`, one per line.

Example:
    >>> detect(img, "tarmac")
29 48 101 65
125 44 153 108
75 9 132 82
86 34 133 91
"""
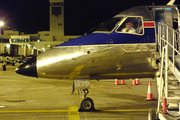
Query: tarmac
0 63 158 120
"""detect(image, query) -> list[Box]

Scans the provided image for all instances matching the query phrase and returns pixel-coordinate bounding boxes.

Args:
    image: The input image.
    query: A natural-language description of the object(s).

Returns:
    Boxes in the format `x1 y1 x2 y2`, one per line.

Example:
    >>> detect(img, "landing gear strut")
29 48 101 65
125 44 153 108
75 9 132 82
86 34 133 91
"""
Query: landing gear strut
73 80 95 111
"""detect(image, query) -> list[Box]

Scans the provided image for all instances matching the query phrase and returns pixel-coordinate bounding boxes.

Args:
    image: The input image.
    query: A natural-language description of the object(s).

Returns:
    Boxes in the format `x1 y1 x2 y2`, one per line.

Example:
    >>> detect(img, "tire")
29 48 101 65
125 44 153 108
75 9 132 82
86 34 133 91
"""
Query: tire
80 97 94 111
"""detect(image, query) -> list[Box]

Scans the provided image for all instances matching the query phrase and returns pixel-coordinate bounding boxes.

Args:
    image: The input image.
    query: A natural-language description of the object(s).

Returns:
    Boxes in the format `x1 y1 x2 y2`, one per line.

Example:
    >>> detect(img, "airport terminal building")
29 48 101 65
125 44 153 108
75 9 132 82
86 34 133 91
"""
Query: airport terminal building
0 0 80 59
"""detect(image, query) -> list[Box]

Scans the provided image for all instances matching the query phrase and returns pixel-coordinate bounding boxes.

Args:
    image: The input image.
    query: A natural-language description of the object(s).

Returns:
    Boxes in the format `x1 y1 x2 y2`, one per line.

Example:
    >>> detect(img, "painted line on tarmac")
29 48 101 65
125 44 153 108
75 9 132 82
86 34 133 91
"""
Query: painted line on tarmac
102 109 159 112
0 110 68 113
0 109 160 113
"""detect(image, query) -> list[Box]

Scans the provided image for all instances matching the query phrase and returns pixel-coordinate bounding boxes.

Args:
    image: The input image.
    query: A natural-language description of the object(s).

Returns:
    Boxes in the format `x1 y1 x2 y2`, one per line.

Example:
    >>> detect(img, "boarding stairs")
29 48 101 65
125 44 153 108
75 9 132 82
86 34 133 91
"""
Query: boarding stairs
156 22 180 119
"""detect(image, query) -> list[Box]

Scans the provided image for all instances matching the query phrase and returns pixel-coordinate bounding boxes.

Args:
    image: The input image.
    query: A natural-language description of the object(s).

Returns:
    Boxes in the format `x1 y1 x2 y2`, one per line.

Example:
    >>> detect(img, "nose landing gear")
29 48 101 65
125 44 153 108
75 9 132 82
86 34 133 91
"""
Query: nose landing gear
73 80 95 111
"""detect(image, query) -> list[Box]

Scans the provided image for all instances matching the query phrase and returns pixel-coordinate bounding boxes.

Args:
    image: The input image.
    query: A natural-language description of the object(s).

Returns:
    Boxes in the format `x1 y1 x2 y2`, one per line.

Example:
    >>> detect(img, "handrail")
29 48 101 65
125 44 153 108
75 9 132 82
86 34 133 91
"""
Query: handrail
158 22 180 73
157 22 180 114
157 46 165 112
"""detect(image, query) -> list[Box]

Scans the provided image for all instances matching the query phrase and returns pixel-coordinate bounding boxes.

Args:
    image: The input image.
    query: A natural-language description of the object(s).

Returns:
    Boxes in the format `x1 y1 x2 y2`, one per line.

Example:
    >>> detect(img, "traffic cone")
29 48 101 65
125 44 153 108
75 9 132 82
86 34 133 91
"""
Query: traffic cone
136 78 140 85
132 80 136 85
121 80 125 85
146 81 153 101
115 79 119 85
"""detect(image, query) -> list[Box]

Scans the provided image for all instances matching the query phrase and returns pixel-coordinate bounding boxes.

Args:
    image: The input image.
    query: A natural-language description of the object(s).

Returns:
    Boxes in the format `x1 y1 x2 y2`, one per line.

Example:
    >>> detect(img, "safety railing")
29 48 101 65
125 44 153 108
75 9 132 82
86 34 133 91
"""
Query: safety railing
157 22 180 113
158 22 180 73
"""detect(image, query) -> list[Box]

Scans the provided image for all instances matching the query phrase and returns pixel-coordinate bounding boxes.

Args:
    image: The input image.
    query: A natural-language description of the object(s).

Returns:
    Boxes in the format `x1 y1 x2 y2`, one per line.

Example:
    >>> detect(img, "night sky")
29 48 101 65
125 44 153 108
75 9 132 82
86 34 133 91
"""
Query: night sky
0 0 178 35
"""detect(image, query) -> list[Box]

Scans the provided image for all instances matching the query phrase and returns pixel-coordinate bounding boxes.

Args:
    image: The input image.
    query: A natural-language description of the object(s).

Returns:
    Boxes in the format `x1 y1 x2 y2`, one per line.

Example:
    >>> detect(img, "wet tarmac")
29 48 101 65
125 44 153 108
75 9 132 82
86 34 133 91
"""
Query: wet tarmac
0 63 158 120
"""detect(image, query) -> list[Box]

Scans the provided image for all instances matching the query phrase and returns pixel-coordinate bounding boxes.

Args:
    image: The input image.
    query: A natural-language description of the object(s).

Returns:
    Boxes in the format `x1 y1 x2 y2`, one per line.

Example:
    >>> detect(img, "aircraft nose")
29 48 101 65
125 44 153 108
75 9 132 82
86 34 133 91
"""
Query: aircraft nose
16 56 37 77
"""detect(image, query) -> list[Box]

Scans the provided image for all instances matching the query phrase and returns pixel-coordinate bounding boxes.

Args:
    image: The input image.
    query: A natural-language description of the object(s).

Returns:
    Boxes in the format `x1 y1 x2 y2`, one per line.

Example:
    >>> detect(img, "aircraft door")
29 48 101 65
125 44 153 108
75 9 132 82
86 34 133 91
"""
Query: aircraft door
154 10 165 33
154 8 174 32
154 8 176 55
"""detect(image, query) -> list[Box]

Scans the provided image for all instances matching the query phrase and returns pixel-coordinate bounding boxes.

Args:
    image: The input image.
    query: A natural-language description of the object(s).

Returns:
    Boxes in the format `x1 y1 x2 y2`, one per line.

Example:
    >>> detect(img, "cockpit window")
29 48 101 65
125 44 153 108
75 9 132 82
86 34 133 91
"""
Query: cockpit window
93 17 123 32
117 17 143 34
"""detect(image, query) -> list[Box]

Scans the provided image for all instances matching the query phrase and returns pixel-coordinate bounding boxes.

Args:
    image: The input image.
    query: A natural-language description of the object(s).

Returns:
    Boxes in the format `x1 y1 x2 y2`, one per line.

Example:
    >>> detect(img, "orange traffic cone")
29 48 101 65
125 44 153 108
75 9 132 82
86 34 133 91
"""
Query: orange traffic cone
132 80 136 85
115 79 119 85
121 80 125 85
146 81 153 101
136 78 140 85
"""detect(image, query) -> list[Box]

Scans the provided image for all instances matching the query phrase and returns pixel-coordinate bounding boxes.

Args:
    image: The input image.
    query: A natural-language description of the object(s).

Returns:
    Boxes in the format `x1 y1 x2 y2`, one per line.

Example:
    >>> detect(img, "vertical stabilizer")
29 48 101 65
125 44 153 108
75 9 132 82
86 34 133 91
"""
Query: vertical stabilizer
167 0 175 5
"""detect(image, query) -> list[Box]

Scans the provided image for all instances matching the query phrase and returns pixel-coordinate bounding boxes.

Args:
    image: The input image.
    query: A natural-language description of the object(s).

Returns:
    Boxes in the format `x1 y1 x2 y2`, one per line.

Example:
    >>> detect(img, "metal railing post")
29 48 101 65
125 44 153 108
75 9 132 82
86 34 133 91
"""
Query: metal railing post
157 47 165 112
165 45 168 99
173 31 175 72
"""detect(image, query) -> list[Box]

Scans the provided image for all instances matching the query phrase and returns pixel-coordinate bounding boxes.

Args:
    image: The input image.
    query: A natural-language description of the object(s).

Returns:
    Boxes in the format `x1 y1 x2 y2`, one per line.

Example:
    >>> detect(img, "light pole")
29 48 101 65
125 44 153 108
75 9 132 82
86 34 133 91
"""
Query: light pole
0 21 4 35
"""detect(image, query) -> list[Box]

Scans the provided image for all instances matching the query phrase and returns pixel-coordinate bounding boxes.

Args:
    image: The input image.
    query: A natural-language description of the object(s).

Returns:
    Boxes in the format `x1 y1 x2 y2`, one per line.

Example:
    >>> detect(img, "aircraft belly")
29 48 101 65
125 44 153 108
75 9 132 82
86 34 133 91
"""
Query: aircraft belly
37 44 158 79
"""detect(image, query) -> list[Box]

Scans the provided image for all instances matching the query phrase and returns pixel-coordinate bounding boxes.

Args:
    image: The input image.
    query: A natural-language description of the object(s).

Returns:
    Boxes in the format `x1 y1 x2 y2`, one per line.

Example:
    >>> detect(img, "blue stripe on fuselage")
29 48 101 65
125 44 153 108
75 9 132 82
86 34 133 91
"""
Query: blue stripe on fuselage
58 28 155 46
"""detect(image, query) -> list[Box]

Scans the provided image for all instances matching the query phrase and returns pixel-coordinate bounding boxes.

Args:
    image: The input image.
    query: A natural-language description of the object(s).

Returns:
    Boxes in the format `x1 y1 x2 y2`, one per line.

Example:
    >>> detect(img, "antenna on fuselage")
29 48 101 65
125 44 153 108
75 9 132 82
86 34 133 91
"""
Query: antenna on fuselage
167 0 175 5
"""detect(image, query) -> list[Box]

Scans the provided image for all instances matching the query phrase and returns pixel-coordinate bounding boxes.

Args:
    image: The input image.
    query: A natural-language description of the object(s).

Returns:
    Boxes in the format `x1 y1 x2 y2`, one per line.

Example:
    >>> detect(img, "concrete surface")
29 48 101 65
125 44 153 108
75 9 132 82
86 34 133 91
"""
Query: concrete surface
0 63 158 120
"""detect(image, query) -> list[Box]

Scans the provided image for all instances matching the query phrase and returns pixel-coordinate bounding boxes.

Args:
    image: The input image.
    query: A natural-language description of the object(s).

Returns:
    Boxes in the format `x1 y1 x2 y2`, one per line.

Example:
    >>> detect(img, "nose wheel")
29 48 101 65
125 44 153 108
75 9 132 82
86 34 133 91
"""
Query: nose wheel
80 97 95 111
78 89 95 111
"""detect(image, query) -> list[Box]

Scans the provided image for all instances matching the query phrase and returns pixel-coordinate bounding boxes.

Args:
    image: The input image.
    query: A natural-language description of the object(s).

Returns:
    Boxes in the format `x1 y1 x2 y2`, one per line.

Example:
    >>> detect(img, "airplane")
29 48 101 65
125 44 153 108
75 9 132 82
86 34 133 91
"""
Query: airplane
16 0 180 111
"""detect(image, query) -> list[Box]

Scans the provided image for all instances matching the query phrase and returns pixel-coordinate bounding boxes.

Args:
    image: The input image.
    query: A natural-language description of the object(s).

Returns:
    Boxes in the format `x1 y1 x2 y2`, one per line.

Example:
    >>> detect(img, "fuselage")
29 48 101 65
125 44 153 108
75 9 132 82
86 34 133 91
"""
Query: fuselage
36 43 157 80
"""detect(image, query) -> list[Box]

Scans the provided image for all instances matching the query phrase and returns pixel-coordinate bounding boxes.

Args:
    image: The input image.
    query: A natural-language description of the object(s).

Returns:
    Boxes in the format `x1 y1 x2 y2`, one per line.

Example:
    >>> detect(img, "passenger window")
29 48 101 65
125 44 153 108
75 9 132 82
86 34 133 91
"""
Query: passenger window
117 17 143 34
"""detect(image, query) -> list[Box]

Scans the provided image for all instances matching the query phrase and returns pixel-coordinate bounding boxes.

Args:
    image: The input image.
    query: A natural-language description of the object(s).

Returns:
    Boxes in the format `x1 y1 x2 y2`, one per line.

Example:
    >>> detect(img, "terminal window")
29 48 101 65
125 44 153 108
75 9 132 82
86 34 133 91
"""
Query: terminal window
52 7 61 16
0 39 9 43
